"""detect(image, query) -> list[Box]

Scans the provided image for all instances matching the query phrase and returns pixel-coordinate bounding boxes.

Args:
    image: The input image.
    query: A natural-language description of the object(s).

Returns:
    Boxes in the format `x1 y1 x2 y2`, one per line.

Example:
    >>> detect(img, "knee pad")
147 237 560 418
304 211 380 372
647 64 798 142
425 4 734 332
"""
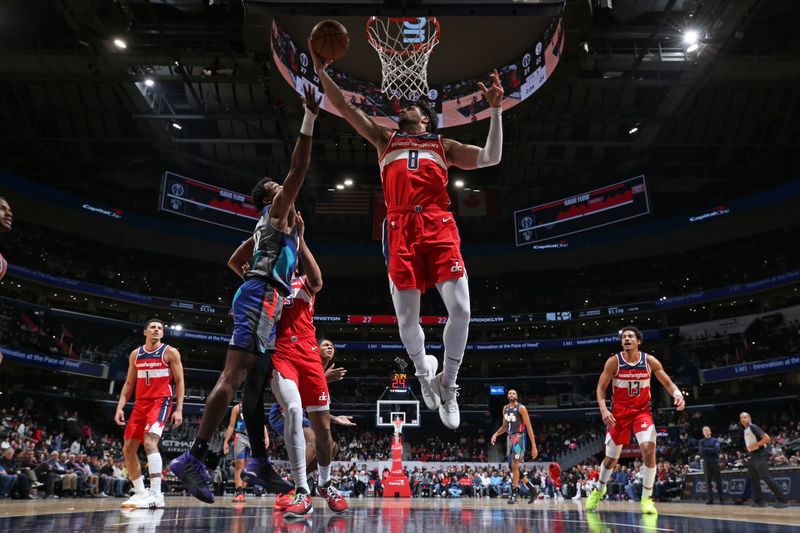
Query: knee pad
604 433 622 460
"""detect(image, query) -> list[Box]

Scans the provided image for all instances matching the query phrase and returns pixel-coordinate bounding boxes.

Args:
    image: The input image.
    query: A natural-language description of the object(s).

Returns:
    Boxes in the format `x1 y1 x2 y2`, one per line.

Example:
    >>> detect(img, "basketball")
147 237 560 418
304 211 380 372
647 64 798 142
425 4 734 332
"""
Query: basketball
310 19 349 62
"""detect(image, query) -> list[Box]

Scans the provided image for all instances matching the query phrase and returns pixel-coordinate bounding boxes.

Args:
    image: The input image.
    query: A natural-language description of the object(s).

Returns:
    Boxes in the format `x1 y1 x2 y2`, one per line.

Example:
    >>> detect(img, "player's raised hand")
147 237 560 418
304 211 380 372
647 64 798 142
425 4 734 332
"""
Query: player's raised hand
477 68 504 108
295 211 305 240
114 409 125 426
307 38 333 74
325 365 346 382
301 84 321 116
171 409 183 428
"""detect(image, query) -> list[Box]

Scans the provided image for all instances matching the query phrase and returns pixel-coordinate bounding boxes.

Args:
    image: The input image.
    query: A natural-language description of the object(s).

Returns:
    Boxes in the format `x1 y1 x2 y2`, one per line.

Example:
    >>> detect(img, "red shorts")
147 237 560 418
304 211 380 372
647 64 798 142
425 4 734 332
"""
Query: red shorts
382 209 465 292
124 397 173 441
272 336 330 411
607 409 655 446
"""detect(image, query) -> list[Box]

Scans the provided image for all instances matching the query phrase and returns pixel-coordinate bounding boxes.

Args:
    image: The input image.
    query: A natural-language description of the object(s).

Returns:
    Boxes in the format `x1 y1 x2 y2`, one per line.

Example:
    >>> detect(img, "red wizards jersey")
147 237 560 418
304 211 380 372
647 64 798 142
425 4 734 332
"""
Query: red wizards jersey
611 351 652 414
276 276 315 341
0 252 6 281
134 343 174 400
378 131 450 210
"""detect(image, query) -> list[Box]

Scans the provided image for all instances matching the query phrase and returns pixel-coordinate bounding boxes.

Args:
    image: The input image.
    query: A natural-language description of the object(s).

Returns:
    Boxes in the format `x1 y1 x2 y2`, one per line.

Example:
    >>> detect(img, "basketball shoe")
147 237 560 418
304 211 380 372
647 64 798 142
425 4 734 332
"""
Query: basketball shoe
168 451 215 504
232 488 246 503
319 481 349 513
283 488 313 518
585 486 606 512
136 488 165 509
242 457 293 494
275 489 296 511
121 491 149 508
640 496 658 515
431 373 460 429
416 355 440 410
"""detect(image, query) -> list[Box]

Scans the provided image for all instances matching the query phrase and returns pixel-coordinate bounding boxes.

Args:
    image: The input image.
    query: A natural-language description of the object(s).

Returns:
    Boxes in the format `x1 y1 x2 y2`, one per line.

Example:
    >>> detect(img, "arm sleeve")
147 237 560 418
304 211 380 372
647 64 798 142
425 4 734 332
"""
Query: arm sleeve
475 107 503 168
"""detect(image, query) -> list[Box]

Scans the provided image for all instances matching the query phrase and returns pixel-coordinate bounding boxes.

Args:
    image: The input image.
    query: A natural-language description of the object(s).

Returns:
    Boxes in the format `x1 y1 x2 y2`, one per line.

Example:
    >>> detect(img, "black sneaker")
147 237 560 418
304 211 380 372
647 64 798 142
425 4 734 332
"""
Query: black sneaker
168 451 215 504
242 458 293 494
751 501 767 508
508 494 517 504
771 502 789 509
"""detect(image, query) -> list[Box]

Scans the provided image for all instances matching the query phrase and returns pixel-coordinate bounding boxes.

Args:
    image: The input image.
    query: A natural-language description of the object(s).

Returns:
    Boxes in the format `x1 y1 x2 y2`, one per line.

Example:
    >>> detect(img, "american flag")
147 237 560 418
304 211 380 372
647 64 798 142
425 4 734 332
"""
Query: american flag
316 189 373 215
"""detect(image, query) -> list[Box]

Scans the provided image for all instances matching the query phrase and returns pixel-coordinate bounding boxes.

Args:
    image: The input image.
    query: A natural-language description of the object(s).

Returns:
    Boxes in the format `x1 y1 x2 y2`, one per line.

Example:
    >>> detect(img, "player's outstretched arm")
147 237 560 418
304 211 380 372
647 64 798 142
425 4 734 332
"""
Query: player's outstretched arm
115 350 138 426
295 212 323 294
443 69 504 170
648 355 685 411
223 404 239 455
271 85 320 222
490 418 507 446
228 237 254 280
308 38 391 151
166 347 184 428
597 356 617 427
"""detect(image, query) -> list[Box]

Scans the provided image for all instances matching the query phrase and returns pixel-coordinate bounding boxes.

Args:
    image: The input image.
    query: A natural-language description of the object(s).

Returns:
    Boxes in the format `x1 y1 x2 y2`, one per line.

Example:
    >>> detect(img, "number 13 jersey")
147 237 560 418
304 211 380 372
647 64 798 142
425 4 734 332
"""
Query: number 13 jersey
611 351 651 414
378 132 450 210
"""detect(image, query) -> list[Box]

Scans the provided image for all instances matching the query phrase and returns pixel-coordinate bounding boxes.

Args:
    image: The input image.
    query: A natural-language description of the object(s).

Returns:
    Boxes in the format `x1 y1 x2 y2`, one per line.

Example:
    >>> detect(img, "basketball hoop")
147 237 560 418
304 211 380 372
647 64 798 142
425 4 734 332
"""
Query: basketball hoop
365 16 440 101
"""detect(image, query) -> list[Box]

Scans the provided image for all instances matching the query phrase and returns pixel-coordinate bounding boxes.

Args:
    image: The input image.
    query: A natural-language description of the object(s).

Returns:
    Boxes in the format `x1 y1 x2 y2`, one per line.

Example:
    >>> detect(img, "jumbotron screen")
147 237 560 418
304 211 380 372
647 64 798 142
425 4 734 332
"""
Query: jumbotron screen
159 172 260 233
514 175 651 246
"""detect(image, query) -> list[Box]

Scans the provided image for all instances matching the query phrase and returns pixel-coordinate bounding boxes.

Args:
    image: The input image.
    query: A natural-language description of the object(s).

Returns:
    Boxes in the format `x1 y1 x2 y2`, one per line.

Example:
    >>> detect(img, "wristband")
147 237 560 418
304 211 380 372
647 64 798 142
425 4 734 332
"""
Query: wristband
300 108 317 137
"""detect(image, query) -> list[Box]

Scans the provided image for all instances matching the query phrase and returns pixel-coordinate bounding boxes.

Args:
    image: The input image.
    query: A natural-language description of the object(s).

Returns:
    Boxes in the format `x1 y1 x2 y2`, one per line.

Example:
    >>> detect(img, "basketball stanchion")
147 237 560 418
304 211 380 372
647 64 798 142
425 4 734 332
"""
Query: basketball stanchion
383 416 412 498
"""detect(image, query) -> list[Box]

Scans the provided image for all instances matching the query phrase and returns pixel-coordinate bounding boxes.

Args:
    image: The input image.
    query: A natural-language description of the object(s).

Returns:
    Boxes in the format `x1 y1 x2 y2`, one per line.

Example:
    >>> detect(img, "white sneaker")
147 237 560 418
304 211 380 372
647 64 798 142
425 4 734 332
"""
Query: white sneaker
121 491 148 508
432 373 460 429
135 489 165 509
416 355 440 410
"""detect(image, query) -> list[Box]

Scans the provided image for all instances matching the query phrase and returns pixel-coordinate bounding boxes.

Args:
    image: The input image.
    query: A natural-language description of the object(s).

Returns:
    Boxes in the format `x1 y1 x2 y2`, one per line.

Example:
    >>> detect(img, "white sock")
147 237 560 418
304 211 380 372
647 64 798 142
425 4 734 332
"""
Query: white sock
598 464 612 490
318 464 331 485
147 453 163 494
132 476 146 495
641 466 657 499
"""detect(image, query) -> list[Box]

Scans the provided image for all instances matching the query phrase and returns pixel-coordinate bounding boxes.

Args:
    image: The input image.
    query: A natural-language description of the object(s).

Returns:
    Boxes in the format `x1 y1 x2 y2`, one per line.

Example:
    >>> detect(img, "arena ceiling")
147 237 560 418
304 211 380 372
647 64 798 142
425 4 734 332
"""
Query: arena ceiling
0 0 798 242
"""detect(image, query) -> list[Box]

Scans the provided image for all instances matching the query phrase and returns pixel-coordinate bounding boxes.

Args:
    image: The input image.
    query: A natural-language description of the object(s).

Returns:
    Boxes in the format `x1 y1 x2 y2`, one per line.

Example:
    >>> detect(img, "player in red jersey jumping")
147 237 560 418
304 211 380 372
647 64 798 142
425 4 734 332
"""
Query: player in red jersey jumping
586 326 685 515
310 45 505 429
115 318 185 509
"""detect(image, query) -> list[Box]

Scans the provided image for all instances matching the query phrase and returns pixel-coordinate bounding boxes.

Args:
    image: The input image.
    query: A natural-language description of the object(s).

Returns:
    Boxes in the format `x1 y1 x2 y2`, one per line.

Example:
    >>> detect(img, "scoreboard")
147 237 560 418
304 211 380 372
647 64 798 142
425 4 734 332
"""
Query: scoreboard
514 175 650 246
159 171 260 233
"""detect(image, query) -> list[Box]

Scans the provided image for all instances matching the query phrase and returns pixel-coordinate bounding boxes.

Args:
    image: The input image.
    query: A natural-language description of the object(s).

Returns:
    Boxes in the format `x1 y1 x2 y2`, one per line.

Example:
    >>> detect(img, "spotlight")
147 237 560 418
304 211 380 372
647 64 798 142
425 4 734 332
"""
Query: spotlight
454 180 464 188
336 184 345 190
113 38 127 50
686 43 700 53
683 30 699 46
144 78 155 87
628 126 639 134
171 122 182 130
344 179 353 186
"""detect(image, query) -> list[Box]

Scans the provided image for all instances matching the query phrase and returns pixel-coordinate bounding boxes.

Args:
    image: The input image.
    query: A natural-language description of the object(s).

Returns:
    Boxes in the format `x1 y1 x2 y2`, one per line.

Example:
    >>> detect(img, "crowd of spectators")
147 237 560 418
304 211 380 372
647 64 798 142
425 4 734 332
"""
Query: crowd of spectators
3 220 797 318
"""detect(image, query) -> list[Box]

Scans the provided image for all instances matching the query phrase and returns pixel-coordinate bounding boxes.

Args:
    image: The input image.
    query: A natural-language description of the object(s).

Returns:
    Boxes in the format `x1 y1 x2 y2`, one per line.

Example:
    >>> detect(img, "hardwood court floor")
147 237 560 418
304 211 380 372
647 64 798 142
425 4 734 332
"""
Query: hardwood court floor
0 496 797 532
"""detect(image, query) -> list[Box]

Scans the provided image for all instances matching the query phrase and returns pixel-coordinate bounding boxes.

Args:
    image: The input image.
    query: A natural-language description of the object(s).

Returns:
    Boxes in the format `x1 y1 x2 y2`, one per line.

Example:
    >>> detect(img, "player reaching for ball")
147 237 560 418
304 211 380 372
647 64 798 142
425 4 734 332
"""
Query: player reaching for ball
308 28 505 430
586 326 686 516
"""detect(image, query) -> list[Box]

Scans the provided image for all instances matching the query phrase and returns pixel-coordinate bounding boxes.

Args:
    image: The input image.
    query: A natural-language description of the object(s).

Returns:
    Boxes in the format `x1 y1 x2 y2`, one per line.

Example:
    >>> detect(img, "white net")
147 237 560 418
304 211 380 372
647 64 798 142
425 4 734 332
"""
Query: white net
366 17 440 102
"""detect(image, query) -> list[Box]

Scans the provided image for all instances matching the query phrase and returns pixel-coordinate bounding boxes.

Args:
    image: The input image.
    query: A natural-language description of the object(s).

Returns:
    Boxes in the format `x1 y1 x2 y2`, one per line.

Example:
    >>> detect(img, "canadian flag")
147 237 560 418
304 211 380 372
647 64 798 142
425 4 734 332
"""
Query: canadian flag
457 190 487 216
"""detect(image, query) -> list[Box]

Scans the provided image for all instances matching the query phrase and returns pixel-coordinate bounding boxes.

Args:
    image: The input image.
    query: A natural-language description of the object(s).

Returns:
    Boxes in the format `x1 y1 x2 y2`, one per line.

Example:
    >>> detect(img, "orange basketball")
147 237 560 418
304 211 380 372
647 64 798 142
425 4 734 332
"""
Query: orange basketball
310 19 350 62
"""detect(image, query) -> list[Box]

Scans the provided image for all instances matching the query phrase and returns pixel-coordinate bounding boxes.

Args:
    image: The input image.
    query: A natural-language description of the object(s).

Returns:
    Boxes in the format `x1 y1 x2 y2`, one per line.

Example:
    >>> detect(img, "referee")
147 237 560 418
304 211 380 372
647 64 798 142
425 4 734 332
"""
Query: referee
698 426 724 504
740 412 789 508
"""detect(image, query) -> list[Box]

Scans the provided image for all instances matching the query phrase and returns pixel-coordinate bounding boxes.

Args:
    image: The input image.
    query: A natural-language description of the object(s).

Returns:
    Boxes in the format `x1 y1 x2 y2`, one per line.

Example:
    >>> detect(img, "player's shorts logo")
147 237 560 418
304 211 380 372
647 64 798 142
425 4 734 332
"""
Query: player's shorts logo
319 392 328 402
450 260 463 273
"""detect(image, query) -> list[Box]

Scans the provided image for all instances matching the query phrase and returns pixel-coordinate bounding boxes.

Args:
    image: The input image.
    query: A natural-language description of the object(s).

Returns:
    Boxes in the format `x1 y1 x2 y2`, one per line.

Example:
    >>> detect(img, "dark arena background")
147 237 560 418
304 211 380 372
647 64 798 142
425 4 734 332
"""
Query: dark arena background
0 0 799 531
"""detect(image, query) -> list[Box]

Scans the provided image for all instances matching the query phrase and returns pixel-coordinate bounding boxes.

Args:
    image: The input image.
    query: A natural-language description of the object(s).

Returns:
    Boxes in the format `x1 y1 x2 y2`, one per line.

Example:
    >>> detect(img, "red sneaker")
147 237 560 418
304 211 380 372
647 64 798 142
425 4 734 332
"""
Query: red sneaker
319 481 349 514
274 489 295 511
233 491 246 503
283 490 313 519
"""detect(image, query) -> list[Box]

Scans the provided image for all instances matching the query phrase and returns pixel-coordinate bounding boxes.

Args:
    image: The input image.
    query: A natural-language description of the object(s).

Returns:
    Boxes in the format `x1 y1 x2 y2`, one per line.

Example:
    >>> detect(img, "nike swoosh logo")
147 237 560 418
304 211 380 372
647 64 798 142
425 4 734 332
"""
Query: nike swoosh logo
442 217 452 223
